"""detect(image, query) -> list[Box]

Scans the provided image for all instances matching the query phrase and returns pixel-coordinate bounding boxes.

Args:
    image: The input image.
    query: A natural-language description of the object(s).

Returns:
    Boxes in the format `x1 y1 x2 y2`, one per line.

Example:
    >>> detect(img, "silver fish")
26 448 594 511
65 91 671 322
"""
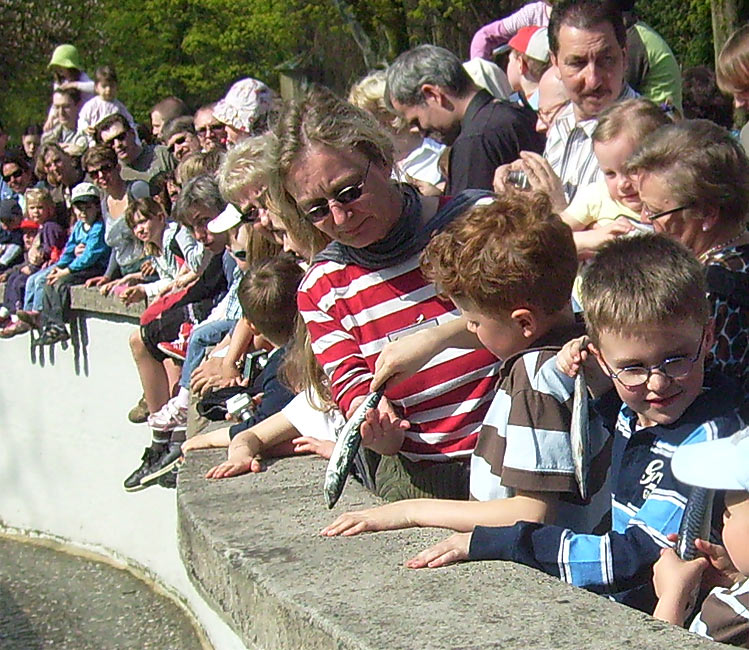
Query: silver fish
676 486 714 561
324 387 385 509
570 370 590 500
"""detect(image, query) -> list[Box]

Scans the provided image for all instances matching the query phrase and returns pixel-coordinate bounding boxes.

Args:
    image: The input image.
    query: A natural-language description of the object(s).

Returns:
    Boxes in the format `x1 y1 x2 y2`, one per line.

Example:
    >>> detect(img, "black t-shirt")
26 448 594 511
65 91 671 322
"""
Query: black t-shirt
446 89 544 195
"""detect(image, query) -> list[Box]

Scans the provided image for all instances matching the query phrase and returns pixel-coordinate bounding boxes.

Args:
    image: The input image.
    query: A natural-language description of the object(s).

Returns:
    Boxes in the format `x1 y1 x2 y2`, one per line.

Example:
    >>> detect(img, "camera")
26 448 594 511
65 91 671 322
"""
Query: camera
225 392 254 422
506 170 530 190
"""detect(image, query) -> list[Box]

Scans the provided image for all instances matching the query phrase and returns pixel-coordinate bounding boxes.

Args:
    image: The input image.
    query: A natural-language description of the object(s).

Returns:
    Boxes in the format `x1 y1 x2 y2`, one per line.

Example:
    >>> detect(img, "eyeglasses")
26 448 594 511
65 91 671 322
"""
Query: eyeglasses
302 161 371 223
198 124 224 135
236 189 268 224
102 130 129 146
600 328 706 390
2 168 23 182
641 204 692 222
230 249 247 261
87 164 115 178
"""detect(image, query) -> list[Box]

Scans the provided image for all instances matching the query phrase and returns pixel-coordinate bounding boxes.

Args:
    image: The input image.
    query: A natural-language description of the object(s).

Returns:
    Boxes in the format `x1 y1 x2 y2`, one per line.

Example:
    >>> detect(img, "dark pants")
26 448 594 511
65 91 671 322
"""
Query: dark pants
41 268 100 328
3 266 39 313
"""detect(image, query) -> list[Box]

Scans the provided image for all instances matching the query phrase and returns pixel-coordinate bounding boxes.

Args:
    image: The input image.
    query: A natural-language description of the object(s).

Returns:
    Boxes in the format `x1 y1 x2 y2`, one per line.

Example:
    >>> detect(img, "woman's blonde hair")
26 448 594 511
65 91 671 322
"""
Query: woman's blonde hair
348 70 406 132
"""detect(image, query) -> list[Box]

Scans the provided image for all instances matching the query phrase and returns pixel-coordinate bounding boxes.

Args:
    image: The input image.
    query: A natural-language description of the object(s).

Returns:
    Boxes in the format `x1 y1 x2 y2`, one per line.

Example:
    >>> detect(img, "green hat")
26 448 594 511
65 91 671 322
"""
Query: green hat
48 44 83 70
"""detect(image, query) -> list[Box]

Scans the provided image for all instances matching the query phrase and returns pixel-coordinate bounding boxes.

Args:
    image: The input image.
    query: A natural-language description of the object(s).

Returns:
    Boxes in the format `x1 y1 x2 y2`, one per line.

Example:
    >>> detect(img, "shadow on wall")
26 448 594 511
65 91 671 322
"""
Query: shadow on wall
27 315 90 377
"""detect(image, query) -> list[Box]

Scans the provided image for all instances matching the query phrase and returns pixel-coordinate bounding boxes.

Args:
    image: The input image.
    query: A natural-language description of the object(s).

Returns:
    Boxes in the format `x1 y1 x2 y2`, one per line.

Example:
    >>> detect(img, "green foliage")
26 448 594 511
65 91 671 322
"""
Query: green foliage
0 0 733 141
639 0 714 69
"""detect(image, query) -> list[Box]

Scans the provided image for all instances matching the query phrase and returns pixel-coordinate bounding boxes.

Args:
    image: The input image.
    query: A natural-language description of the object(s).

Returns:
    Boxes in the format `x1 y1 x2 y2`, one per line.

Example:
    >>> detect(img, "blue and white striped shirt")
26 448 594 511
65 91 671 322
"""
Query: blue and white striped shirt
469 372 746 612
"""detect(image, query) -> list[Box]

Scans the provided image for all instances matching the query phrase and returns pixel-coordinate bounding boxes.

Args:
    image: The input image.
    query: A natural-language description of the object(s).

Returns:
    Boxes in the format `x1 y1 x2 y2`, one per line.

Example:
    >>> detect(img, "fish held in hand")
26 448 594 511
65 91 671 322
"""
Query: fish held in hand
324 388 385 509
676 486 714 561
570 370 591 500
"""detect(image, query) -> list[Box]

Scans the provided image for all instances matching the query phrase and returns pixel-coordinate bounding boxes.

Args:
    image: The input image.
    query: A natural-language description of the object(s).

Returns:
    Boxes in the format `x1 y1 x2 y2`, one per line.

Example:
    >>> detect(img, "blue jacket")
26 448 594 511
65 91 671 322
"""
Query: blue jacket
56 219 110 273
468 372 746 612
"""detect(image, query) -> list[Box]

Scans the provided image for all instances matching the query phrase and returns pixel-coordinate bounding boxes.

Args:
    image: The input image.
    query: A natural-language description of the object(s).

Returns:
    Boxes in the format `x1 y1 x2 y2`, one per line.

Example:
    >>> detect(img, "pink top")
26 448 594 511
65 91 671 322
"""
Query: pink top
470 1 551 60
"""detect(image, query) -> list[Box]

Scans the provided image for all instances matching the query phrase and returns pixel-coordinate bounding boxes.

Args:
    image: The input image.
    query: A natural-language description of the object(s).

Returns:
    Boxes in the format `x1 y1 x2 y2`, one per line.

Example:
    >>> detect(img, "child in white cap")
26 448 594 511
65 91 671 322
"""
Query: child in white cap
653 426 749 646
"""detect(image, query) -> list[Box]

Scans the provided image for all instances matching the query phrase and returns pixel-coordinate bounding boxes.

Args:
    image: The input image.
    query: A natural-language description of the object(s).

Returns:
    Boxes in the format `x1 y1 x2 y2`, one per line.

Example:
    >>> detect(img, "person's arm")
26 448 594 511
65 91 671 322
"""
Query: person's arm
174 225 207 273
371 316 482 390
67 222 109 272
469 1 549 59
220 318 252 379
204 411 299 479
0 243 22 268
55 227 79 268
322 490 556 537
652 547 708 626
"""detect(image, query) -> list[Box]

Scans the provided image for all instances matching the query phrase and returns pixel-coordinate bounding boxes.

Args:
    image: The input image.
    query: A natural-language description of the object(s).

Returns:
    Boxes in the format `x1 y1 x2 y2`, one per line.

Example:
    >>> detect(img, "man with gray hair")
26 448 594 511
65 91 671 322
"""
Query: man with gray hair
386 44 543 194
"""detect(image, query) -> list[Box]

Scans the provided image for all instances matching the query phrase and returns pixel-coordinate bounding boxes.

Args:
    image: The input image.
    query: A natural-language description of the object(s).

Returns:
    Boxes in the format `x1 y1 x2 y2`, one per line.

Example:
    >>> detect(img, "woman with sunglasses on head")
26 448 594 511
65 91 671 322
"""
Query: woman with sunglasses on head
80 145 147 293
621 119 749 390
273 84 501 502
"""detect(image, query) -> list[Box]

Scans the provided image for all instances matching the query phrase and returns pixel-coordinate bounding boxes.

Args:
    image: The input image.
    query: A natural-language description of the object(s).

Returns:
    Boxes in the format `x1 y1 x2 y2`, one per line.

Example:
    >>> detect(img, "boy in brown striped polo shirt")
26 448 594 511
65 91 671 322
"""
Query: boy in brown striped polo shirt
322 192 611 565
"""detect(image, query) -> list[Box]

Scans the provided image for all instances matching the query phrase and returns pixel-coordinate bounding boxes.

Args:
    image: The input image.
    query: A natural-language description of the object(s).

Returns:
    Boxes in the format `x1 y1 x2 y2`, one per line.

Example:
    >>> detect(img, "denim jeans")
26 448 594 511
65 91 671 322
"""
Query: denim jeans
179 319 237 389
24 267 54 311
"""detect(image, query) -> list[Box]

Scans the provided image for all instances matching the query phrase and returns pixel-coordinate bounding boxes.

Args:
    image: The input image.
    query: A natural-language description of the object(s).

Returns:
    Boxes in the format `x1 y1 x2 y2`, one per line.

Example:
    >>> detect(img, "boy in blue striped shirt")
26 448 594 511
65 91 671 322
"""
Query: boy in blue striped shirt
464 233 747 612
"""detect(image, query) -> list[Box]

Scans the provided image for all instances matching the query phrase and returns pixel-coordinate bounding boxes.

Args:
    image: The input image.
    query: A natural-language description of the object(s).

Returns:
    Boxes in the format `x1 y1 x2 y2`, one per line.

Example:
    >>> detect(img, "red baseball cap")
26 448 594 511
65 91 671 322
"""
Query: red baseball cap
508 26 550 63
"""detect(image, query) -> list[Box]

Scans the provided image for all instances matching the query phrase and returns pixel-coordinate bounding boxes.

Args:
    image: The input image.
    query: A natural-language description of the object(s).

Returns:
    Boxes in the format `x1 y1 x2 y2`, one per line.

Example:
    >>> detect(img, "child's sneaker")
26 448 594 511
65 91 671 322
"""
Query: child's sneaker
156 322 193 361
147 397 188 432
35 324 70 346
16 309 41 330
0 320 31 338
123 446 162 492
140 442 184 486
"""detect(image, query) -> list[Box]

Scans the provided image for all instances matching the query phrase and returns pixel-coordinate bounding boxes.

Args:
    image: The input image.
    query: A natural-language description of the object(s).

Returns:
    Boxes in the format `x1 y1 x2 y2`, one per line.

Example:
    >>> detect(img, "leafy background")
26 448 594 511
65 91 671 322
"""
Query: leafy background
1 0 747 136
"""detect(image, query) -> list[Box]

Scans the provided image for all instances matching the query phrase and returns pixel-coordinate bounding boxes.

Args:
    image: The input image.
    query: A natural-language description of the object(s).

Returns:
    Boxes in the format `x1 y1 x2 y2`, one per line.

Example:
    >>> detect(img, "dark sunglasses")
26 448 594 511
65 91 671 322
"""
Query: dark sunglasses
87 164 115 177
168 135 188 152
2 168 23 182
198 124 224 135
103 130 129 146
302 161 371 223
231 249 247 261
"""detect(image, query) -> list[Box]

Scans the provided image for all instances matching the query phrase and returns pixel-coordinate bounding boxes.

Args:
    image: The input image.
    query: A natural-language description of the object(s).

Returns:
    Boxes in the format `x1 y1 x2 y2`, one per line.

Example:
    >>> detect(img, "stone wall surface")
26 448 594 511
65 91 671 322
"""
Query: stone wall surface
0 288 725 649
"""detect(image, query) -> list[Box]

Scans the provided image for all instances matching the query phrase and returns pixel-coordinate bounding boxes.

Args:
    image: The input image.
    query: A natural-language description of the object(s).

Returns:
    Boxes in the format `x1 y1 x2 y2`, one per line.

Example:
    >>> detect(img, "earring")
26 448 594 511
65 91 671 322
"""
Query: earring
702 223 710 232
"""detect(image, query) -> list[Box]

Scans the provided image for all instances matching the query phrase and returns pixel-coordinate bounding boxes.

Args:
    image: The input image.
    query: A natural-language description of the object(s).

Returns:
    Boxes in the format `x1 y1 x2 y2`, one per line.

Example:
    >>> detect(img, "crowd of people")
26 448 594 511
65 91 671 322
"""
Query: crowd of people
3 0 749 644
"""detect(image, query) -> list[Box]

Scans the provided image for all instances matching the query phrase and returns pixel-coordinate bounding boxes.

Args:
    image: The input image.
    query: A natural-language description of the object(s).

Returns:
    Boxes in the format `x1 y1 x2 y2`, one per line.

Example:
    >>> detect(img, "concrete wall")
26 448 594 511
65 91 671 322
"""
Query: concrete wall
0 288 722 649
0 289 247 650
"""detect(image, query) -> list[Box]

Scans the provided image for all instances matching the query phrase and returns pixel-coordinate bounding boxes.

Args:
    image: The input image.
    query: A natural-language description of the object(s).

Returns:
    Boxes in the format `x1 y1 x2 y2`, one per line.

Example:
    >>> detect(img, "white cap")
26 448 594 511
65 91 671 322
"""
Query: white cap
672 426 749 491
208 203 242 233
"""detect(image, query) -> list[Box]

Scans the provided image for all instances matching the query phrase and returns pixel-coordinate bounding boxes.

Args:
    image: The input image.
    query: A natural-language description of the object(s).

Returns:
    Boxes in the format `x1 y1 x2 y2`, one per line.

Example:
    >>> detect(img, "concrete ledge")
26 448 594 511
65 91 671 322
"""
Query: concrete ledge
178 452 718 650
70 285 145 320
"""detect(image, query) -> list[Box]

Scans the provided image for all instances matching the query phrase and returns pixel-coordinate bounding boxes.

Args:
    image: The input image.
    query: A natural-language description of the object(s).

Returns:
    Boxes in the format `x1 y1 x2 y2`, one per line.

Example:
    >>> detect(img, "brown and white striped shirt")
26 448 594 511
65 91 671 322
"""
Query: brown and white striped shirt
690 577 749 647
470 325 612 535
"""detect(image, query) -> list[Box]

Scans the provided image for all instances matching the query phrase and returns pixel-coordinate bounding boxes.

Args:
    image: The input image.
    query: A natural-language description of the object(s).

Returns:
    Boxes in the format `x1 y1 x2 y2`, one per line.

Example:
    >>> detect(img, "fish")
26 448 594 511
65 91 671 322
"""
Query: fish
324 387 385 509
676 486 714 561
569 370 591 500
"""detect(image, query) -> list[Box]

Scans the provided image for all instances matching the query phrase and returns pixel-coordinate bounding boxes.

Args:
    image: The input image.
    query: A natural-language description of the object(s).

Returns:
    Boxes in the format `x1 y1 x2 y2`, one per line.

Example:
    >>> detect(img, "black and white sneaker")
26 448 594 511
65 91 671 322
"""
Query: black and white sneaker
124 447 162 492
140 442 184 487
157 465 179 489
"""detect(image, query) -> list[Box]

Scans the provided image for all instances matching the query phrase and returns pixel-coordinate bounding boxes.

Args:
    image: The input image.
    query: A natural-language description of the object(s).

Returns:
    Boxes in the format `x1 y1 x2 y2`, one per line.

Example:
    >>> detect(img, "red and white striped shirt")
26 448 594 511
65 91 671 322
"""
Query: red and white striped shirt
298 253 500 461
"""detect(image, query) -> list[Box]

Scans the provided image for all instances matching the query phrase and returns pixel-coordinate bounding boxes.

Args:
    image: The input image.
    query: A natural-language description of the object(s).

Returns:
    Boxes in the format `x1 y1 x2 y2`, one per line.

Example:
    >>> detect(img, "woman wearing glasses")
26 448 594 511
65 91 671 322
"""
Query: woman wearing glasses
79 145 146 293
627 119 749 390
273 85 500 502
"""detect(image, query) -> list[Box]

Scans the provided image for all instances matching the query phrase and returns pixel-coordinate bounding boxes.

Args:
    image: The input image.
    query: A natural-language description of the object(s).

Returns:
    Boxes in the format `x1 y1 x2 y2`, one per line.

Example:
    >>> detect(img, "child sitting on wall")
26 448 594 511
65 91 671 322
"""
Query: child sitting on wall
35 182 110 345
0 219 41 336
16 188 70 331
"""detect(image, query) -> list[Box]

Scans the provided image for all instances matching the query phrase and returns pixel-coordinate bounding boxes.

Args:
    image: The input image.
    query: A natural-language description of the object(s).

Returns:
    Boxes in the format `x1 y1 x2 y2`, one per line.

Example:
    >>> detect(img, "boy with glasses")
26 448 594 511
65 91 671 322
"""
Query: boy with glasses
460 233 746 614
